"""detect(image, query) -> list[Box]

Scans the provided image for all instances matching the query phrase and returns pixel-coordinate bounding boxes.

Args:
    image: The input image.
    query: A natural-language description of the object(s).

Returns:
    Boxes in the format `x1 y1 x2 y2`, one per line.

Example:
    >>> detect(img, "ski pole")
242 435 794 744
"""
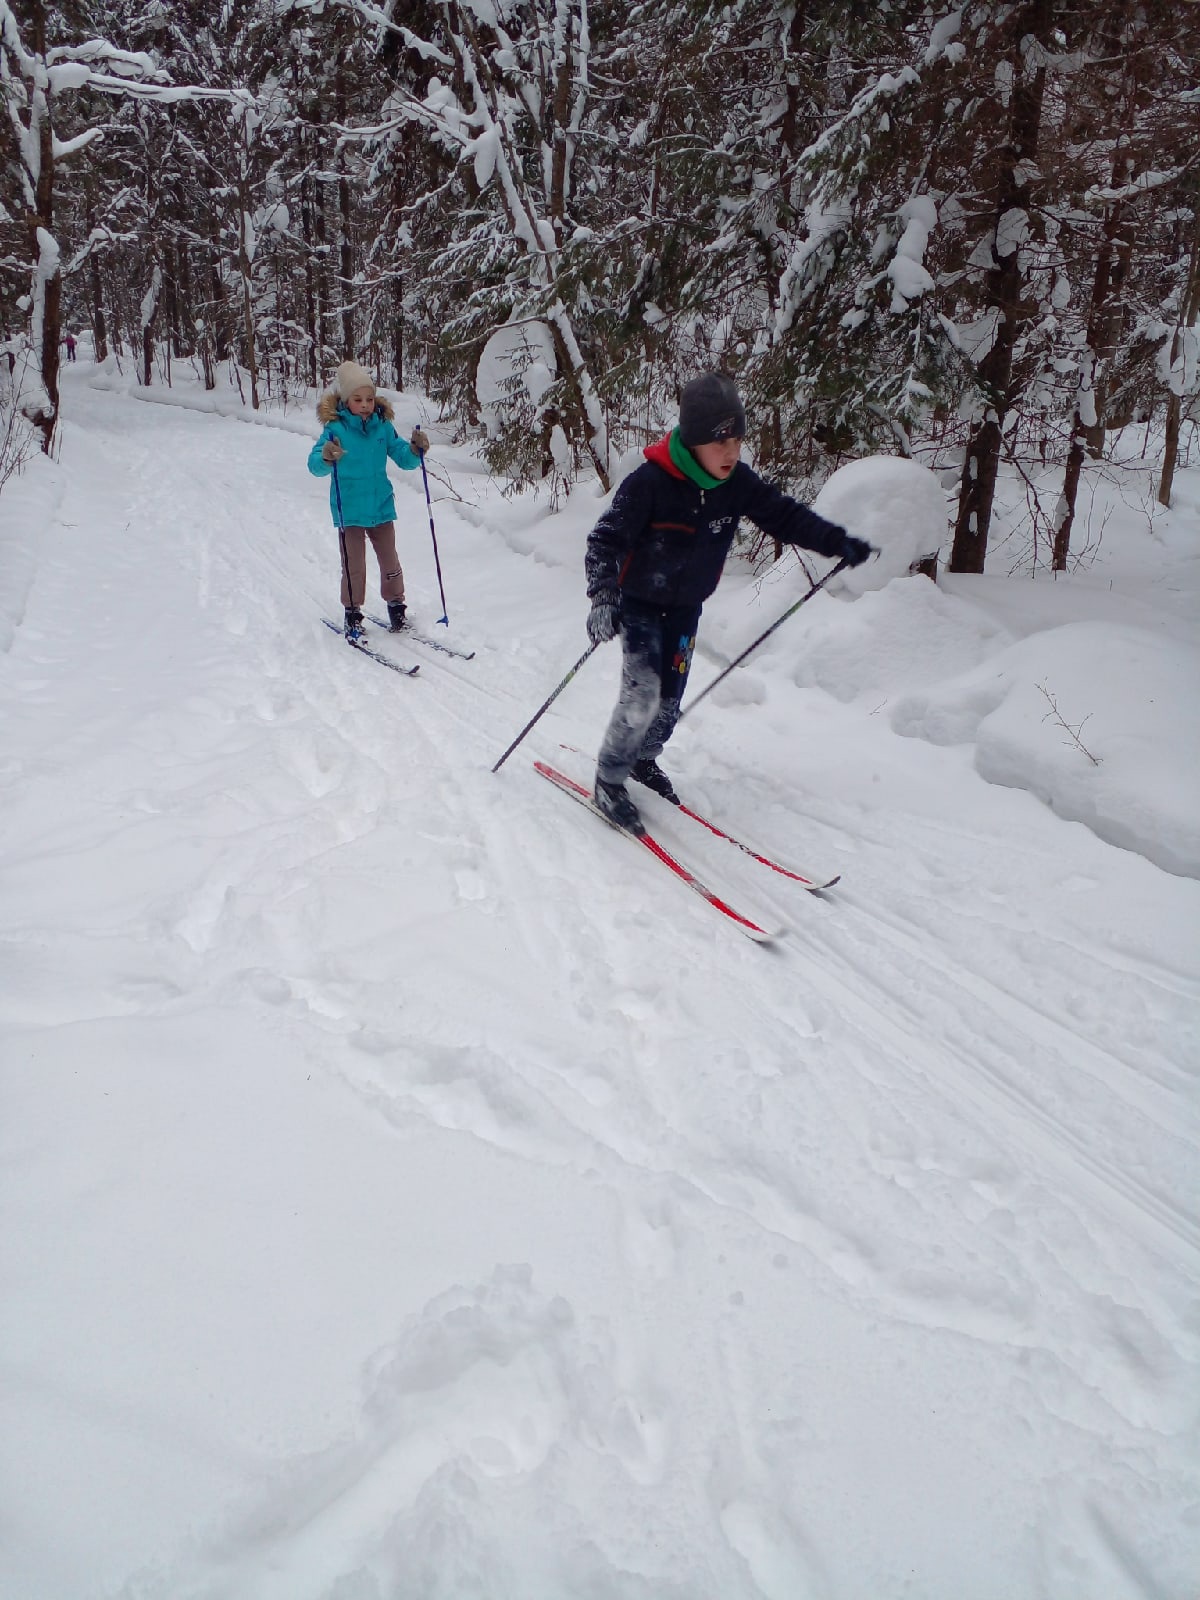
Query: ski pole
679 556 851 722
416 445 450 625
491 642 599 773
332 460 355 612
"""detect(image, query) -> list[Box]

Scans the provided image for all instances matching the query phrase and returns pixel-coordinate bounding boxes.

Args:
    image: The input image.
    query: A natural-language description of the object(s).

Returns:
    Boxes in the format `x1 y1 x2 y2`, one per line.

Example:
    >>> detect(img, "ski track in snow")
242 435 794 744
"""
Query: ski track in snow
2 372 1198 1599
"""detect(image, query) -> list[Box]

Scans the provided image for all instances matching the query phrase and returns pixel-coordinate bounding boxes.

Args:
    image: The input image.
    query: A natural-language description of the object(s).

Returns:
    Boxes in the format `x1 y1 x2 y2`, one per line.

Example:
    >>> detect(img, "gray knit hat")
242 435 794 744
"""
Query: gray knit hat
678 373 746 447
335 360 375 399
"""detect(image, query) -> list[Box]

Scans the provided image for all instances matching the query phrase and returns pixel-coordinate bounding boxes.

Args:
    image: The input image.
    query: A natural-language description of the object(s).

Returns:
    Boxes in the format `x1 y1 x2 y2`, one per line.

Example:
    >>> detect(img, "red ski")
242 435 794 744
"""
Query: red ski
534 761 783 943
673 800 839 889
555 743 838 889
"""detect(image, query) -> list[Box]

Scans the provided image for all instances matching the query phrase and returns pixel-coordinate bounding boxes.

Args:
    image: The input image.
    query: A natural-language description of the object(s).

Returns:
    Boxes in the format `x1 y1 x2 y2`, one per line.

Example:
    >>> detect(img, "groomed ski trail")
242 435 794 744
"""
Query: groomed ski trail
2 368 1196 1600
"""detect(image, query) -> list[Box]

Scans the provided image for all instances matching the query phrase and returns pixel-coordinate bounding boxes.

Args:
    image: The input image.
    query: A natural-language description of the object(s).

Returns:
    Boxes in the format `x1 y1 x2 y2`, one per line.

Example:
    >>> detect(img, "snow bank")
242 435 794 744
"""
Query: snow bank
88 360 316 436
892 621 1200 877
737 568 1010 701
0 448 63 654
813 454 949 593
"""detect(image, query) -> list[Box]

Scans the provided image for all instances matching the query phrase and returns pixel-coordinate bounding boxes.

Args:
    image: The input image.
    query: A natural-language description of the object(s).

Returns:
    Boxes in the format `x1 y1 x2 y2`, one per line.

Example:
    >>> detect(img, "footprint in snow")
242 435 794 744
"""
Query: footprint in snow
455 867 487 901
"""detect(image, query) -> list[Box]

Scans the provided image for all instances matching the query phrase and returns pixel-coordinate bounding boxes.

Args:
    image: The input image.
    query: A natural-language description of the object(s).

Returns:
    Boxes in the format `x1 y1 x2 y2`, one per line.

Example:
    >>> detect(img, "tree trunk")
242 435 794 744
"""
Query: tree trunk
339 167 354 358
951 415 1004 574
90 250 108 362
335 60 354 358
208 216 231 363
393 274 404 390
165 241 181 365
299 162 319 389
1080 200 1136 458
237 199 260 410
312 137 332 376
84 190 109 363
1158 220 1200 507
25 0 60 453
949 0 1052 573
141 263 160 386
1053 428 1086 571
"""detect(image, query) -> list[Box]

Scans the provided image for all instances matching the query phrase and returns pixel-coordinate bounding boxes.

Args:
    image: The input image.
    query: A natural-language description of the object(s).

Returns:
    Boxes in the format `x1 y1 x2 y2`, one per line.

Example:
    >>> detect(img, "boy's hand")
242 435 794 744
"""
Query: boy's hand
587 595 619 645
411 429 430 453
321 438 345 464
841 534 873 567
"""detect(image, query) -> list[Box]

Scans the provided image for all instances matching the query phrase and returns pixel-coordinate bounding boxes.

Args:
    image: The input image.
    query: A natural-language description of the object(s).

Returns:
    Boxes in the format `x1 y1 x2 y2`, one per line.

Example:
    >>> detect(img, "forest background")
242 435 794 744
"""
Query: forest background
2 0 1198 575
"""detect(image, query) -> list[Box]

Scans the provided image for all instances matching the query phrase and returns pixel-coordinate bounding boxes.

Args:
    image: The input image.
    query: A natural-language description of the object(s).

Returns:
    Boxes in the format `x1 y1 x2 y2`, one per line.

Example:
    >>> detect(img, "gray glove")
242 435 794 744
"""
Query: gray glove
321 437 344 464
587 595 619 645
411 428 430 453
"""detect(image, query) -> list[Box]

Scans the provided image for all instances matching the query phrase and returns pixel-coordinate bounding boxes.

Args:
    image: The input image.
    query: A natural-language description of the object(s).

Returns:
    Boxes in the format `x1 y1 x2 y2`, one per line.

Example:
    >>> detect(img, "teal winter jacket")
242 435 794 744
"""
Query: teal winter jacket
307 392 420 527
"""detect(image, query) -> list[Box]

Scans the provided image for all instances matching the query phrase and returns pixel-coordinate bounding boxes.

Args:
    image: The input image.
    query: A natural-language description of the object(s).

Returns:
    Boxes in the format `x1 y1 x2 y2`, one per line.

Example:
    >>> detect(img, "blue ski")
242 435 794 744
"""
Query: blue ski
366 615 475 660
322 618 419 675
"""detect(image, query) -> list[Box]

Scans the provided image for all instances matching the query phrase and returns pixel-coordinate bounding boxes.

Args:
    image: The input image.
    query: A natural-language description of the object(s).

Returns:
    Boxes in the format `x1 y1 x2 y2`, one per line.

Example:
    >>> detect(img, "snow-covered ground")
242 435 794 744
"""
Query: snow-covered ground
2 362 1197 1599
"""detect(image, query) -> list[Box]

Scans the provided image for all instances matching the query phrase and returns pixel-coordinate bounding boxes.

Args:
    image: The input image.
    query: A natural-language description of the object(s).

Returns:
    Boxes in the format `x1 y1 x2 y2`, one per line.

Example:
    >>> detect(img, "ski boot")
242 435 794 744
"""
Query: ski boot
386 600 408 633
594 776 645 835
343 606 367 644
631 758 680 804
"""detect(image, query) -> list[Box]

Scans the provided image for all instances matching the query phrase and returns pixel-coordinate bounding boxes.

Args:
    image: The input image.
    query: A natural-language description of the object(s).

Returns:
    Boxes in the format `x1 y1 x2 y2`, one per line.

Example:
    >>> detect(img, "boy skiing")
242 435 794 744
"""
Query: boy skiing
585 372 871 832
307 360 430 641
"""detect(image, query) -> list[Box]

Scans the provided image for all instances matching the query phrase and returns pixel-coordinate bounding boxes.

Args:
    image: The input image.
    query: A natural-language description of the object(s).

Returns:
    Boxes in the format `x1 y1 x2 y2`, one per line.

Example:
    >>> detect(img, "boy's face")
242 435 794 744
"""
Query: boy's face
692 436 743 480
346 386 376 417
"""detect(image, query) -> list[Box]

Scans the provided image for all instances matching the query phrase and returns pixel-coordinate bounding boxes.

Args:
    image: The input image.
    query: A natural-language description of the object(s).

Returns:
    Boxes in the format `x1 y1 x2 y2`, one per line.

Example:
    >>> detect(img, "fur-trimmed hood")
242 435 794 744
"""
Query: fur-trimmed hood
316 391 395 425
307 391 420 527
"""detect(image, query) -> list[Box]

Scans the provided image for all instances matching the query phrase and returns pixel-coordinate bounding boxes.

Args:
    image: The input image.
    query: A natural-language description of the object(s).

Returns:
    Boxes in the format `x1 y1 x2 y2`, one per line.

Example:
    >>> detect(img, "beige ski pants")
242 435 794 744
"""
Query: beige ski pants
338 522 405 608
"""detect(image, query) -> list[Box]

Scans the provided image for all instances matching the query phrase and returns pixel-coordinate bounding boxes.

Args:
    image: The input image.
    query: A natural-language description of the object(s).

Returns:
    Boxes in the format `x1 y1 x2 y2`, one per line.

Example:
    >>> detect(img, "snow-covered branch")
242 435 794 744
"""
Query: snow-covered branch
1083 168 1184 207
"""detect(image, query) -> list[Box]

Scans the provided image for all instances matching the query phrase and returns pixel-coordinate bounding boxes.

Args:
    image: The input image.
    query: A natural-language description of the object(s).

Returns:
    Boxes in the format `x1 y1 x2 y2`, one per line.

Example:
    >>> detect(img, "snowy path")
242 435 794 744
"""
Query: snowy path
2 370 1197 1599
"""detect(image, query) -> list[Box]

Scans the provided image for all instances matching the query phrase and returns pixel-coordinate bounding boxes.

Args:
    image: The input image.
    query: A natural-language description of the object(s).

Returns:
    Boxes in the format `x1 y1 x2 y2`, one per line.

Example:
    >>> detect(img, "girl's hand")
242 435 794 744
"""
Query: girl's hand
411 429 430 453
321 438 345 464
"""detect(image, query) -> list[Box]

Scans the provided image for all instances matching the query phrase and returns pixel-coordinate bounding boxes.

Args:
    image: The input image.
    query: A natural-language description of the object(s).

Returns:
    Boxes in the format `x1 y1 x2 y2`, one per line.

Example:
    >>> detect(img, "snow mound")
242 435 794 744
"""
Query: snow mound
891 621 1200 877
762 573 1010 700
813 455 949 593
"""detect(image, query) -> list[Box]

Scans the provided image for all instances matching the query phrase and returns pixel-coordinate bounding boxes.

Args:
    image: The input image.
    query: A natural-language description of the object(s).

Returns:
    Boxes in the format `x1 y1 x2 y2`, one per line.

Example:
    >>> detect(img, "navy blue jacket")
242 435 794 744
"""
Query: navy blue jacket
586 436 847 610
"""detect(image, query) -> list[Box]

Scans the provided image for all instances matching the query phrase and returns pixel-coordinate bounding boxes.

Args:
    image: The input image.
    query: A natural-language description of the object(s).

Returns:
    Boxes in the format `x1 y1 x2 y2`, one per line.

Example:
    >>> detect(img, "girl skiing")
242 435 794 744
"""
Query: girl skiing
307 360 430 641
585 372 871 832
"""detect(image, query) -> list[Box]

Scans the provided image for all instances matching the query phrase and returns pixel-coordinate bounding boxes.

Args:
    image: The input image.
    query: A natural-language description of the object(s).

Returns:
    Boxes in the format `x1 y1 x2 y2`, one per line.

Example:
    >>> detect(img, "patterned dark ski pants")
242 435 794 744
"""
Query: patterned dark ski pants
597 599 701 786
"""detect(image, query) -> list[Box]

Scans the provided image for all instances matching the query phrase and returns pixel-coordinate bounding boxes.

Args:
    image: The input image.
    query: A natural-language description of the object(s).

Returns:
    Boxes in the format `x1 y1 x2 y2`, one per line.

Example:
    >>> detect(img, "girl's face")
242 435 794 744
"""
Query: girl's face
692 436 743 480
347 387 376 418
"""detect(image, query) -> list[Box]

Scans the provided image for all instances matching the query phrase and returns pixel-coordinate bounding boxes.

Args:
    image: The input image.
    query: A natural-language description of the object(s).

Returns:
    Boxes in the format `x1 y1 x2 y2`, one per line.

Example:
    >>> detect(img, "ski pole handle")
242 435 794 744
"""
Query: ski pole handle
492 642 599 773
680 557 850 722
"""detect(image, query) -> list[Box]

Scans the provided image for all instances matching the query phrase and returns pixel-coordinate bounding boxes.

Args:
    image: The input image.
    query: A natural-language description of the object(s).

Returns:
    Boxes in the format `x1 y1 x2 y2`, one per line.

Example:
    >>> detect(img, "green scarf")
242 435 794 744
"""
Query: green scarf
668 427 722 490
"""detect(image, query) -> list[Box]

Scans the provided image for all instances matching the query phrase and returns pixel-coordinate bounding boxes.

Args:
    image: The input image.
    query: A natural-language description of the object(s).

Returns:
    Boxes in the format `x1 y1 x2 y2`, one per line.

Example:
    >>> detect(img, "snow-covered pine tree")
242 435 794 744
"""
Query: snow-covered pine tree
741 2 967 484
378 0 612 490
1041 2 1194 567
0 0 248 443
